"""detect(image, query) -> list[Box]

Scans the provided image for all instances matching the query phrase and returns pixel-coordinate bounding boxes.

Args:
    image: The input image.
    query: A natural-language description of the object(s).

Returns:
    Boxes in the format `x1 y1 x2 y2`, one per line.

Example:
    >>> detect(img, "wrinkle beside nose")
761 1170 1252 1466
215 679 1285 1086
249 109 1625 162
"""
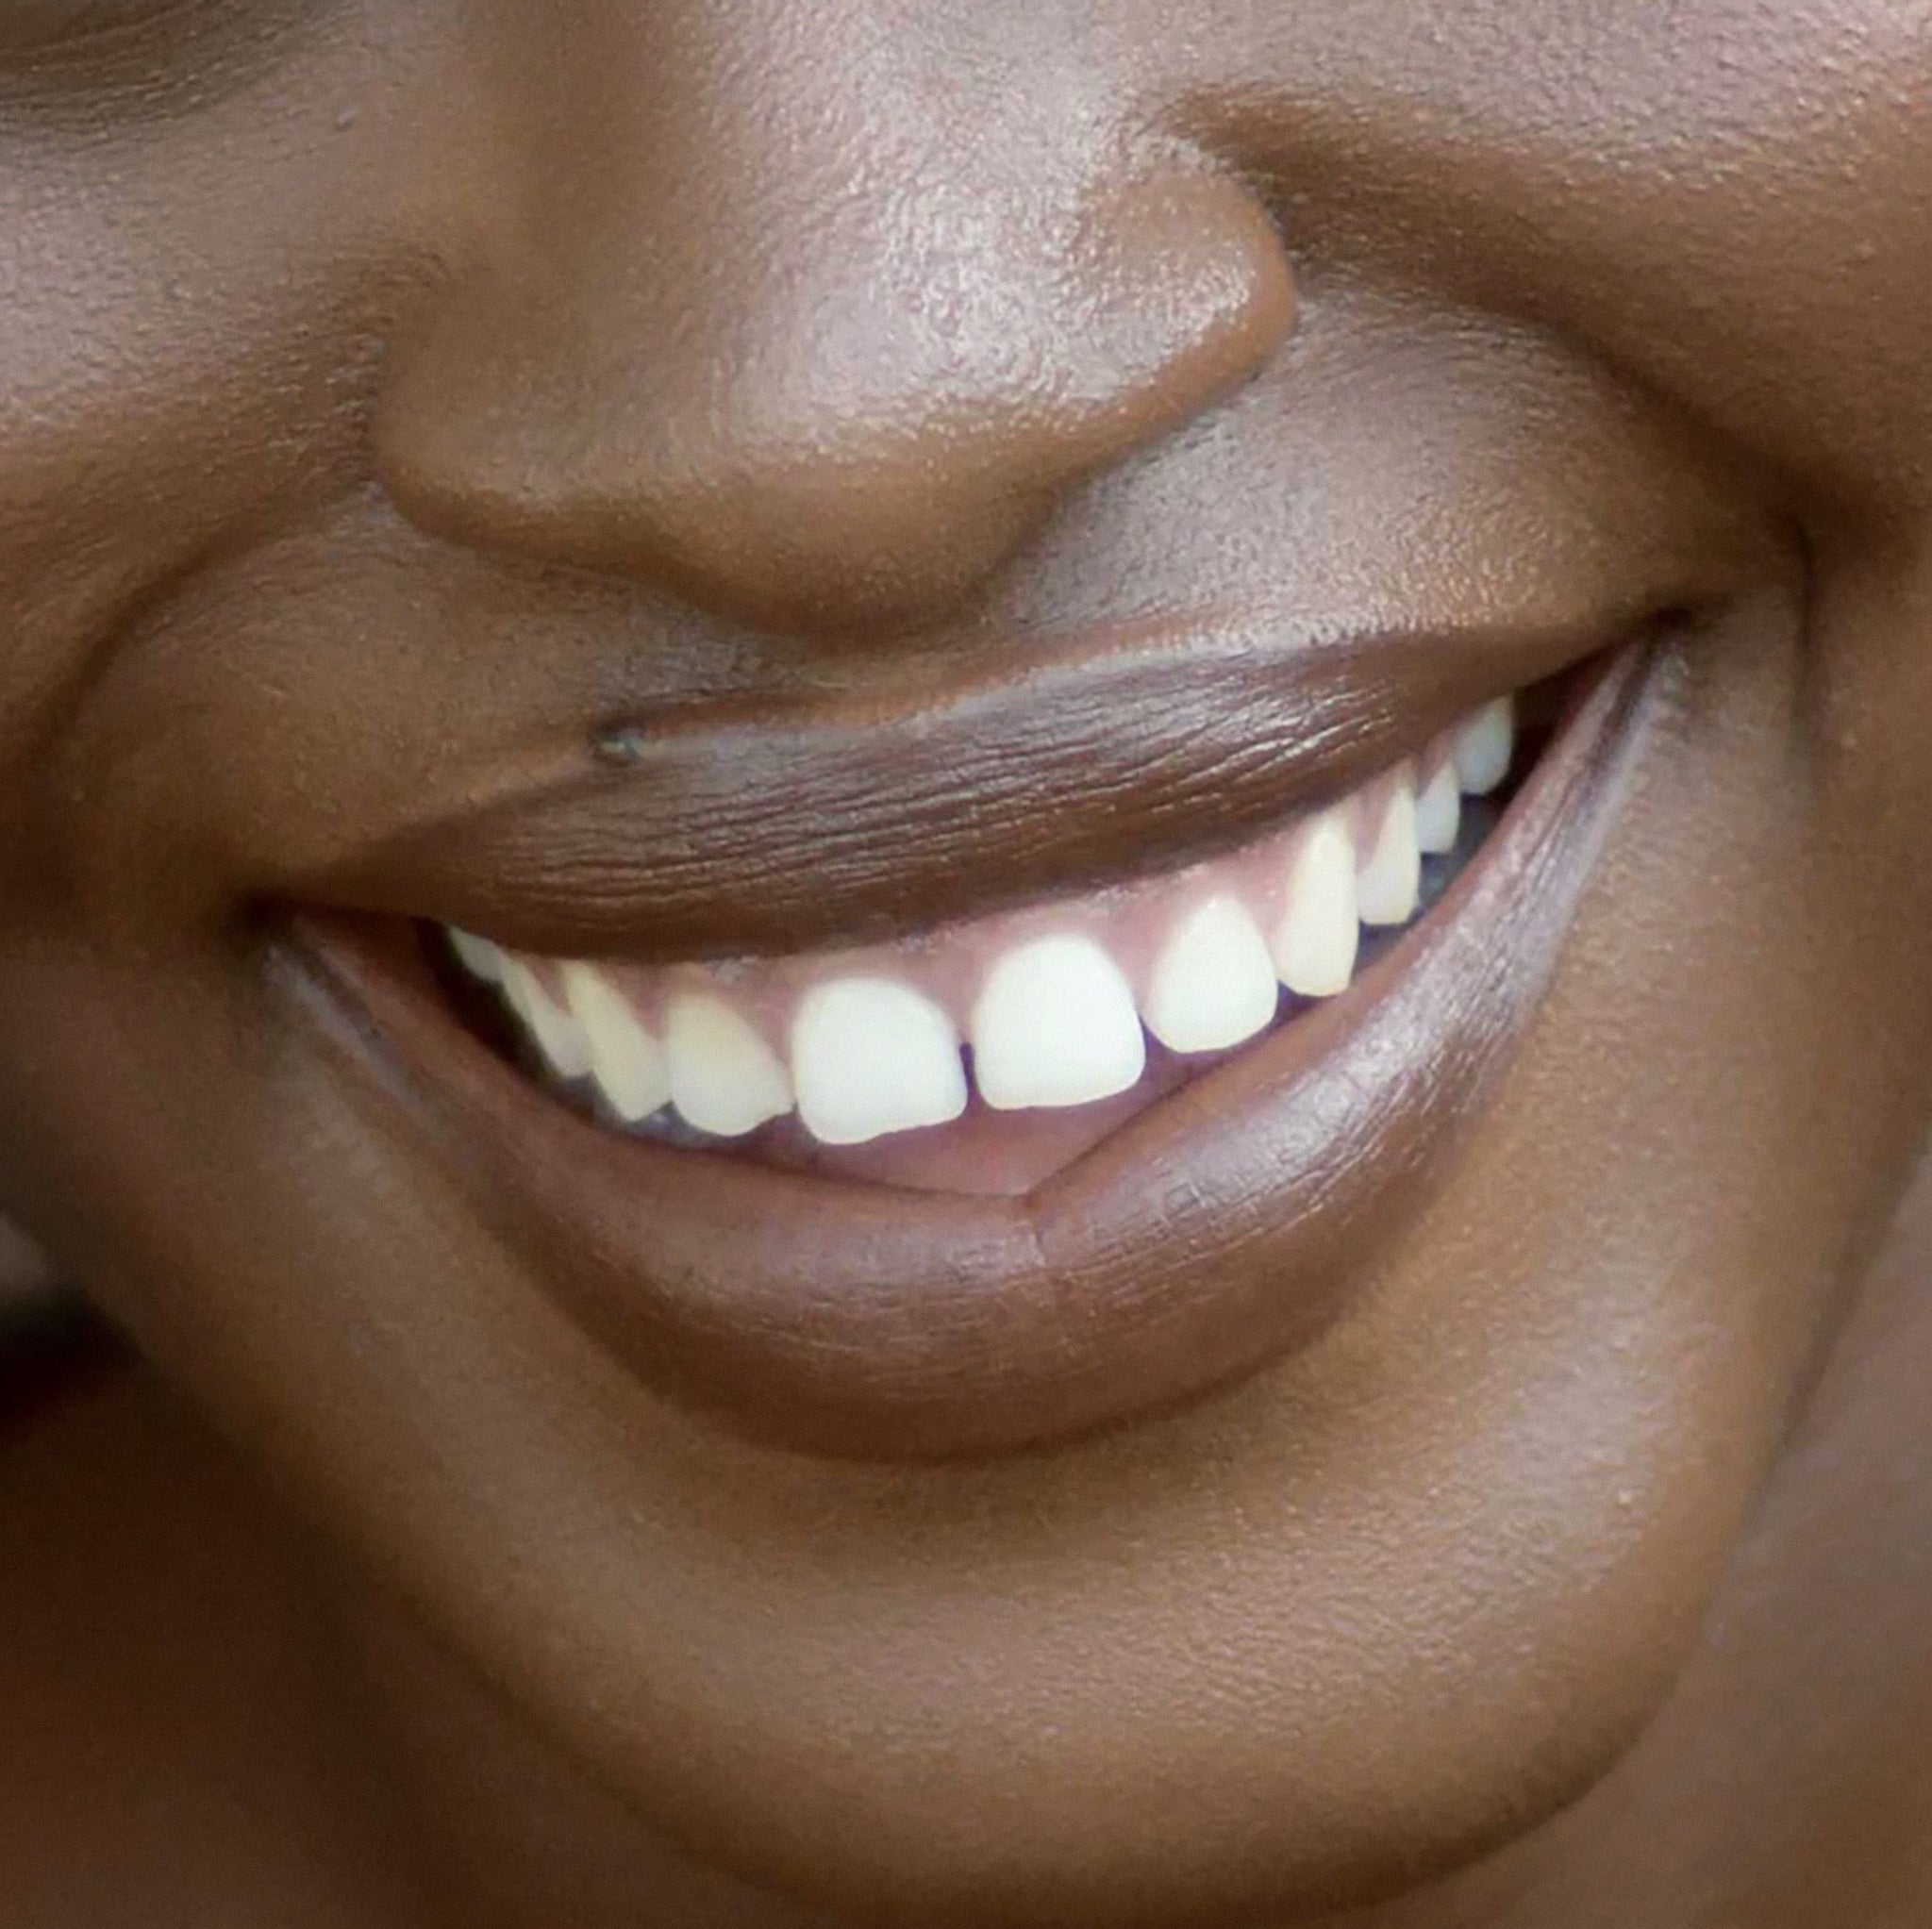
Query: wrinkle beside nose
377 111 1295 635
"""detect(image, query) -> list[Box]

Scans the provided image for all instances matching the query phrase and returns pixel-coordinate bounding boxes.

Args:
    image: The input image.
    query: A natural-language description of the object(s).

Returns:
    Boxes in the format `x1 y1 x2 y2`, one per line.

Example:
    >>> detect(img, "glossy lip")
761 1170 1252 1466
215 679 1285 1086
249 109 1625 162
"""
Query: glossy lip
284 635 1664 1463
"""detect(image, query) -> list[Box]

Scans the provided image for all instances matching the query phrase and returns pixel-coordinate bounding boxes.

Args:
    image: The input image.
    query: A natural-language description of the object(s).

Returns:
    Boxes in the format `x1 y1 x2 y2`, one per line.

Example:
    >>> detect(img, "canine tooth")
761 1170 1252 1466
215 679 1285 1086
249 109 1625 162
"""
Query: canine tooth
561 963 671 1123
791 977 968 1146
500 957 595 1081
1143 896 1279 1055
1356 772 1422 927
1415 757 1462 856
449 927 507 984
972 934 1146 1111
1454 695 1515 796
1272 810 1358 998
665 993 793 1138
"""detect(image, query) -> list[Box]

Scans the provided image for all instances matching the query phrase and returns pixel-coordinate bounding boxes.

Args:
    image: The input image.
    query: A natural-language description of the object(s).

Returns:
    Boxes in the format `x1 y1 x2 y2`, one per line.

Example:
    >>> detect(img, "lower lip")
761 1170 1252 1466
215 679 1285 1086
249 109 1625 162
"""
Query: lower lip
291 641 1660 1464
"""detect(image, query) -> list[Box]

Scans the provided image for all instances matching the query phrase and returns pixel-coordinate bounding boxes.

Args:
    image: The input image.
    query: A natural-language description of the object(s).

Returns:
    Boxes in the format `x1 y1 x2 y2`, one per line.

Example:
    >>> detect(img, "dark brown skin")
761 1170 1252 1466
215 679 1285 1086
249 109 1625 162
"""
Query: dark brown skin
2 3 1932 1923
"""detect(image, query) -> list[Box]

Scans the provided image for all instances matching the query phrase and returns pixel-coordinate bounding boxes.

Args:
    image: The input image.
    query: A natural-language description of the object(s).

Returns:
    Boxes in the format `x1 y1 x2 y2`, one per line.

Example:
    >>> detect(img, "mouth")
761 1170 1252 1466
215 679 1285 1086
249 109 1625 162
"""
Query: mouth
439 693 1518 1195
290 625 1668 1462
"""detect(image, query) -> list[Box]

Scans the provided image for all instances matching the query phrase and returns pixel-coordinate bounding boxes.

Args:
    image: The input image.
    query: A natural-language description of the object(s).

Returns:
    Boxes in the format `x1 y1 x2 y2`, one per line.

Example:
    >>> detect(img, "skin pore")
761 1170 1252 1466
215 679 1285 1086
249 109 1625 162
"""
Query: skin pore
3 1 1932 1923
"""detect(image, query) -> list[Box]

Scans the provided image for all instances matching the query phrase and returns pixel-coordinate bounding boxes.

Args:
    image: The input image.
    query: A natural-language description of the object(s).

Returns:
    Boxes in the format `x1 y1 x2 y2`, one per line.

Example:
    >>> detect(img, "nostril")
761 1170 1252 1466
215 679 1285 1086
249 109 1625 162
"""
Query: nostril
376 152 1295 637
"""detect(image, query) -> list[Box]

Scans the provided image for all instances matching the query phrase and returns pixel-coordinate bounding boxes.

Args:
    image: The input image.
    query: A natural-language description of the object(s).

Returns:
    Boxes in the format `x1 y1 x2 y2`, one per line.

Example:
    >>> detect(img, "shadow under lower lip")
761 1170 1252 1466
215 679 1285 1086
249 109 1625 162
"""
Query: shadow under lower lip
290 644 1652 1464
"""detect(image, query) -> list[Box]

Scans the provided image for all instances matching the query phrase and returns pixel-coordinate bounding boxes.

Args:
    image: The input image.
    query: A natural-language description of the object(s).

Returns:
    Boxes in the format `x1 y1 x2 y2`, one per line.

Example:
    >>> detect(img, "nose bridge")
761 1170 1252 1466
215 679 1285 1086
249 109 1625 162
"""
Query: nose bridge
378 1 1295 635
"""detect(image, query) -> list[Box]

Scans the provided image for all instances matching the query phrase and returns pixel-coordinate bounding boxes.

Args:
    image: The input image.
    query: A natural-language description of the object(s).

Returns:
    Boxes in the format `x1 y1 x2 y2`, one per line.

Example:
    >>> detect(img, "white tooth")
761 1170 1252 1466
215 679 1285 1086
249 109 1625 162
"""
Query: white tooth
1272 809 1359 998
561 962 672 1124
449 927 507 984
971 933 1146 1111
1142 896 1279 1055
1415 757 1462 856
1356 772 1422 928
1454 695 1515 796
791 977 968 1147
665 992 793 1138
500 957 595 1081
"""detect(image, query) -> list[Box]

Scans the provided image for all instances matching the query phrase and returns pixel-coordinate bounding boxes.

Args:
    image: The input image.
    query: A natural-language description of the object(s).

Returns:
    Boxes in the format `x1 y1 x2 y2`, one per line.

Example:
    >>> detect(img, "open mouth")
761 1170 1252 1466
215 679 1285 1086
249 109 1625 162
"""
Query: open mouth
440 697 1519 1196
291 623 1666 1463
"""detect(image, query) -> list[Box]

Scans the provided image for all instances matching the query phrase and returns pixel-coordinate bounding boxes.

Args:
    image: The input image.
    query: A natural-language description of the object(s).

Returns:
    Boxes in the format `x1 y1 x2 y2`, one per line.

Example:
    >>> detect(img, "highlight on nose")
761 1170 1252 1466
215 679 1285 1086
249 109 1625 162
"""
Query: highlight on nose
376 154 1295 635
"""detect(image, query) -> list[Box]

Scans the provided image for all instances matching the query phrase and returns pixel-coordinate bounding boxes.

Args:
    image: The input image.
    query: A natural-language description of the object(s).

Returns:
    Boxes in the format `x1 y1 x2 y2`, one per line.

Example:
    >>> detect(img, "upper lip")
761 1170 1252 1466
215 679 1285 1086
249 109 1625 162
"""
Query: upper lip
289 601 1665 964
287 628 1665 1461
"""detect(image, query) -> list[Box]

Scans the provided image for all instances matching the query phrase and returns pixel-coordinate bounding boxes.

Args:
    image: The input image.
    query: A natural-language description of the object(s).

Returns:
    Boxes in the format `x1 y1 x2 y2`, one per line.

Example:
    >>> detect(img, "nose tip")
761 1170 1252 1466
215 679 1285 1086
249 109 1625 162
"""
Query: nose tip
621 169 1294 631
378 74 1294 635
623 173 1293 634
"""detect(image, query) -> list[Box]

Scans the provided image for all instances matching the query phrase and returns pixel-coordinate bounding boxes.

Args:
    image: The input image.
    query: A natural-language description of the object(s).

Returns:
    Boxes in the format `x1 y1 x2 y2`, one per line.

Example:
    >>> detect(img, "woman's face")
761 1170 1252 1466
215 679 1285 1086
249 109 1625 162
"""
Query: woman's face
5 2 1932 1921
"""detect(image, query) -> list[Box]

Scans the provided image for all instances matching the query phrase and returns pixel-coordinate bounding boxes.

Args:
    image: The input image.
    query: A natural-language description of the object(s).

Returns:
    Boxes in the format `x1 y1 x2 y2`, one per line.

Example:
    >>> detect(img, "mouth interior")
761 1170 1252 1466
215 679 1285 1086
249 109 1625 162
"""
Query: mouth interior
425 680 1565 1198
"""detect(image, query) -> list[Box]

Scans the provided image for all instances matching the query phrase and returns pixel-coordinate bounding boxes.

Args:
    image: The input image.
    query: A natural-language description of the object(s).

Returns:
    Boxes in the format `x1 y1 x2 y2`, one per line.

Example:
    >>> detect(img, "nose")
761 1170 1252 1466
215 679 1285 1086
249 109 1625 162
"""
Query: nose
377 1 1294 636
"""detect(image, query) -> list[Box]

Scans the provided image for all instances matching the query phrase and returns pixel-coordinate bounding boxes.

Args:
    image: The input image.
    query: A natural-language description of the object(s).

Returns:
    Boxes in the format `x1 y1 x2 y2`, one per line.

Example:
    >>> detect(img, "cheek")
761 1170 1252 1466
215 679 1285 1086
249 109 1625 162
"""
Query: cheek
0 1217 54 1300
1812 552 1932 866
0 17 454 787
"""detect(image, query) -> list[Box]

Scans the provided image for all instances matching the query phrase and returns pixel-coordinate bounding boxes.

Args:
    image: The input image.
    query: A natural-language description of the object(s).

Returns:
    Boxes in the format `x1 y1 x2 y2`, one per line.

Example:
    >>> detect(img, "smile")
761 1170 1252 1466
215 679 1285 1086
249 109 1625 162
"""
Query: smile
292 623 1667 1462
442 698 1514 1189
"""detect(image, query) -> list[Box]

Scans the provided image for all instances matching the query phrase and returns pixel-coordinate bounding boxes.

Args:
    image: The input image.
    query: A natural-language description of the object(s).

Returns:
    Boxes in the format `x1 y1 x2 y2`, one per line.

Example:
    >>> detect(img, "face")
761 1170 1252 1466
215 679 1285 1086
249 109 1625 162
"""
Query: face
5 1 1932 1921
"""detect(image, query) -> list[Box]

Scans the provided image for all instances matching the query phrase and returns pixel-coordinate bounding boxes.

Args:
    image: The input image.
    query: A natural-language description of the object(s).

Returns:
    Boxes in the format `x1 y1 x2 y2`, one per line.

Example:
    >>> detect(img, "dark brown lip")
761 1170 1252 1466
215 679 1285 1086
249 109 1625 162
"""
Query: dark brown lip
288 602 1675 964
282 636 1663 1463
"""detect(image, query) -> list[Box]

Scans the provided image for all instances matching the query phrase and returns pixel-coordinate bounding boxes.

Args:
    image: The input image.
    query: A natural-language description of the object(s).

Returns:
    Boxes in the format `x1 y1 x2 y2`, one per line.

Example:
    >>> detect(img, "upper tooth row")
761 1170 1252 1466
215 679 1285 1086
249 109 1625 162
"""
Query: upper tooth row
453 698 1514 1149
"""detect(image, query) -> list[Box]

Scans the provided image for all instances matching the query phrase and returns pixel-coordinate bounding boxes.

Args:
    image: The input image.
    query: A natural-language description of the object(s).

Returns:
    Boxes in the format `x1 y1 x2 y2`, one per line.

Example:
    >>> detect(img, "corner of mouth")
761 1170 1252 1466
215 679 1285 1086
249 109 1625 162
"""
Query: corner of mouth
285 629 1670 1463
